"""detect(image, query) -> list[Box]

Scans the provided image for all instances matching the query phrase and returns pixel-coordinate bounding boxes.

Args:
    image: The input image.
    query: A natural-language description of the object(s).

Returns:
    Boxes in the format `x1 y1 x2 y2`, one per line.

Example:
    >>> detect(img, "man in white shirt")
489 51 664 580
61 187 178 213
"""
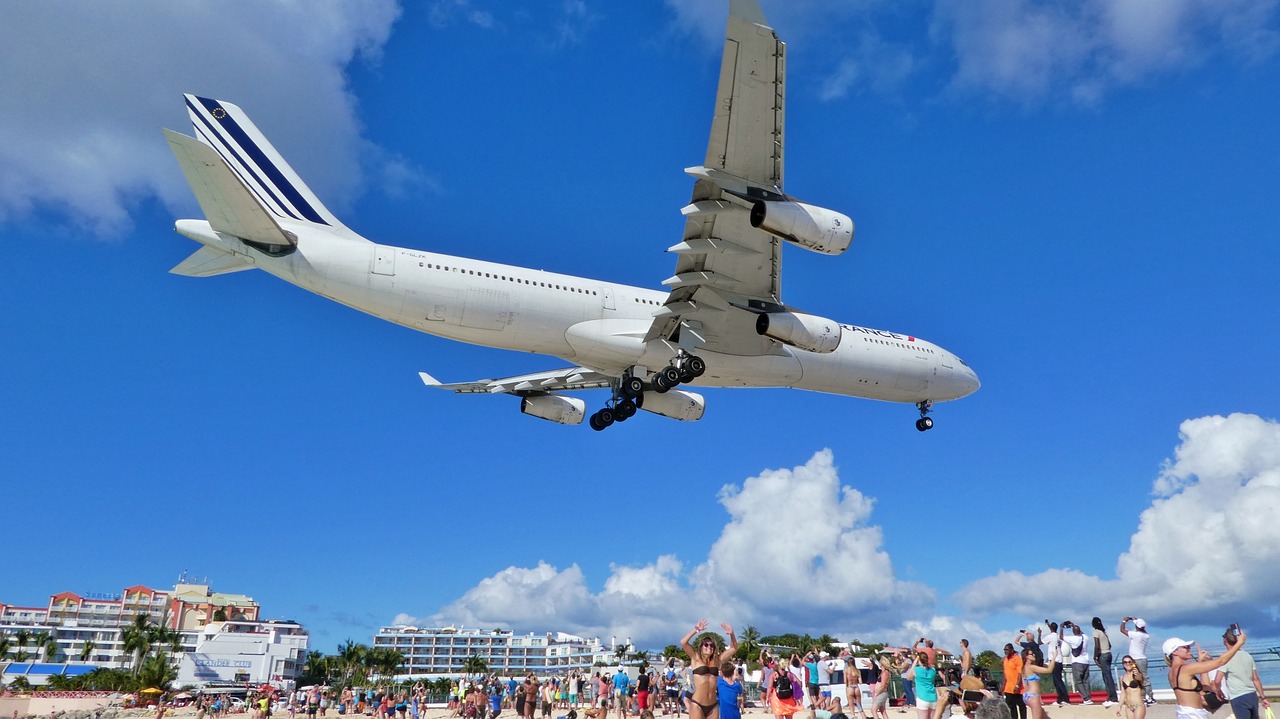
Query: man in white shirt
1063 623 1093 704
1040 622 1069 706
1120 617 1153 705
1215 628 1270 719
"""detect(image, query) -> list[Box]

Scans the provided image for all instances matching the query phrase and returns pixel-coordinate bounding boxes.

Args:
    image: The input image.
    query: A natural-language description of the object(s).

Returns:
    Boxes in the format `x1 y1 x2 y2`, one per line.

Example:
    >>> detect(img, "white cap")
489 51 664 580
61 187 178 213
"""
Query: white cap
1133 618 1146 629
1162 637 1192 657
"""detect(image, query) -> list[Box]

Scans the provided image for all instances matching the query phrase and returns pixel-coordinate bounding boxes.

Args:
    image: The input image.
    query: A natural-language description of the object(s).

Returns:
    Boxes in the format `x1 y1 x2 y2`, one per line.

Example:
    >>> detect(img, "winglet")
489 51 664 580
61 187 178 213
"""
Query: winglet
419 372 441 387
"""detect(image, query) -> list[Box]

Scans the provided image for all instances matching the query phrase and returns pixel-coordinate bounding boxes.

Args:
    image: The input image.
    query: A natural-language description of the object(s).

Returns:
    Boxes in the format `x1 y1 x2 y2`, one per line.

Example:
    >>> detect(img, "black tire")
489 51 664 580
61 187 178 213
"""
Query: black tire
916 417 934 432
617 399 637 418
661 365 682 386
687 356 706 376
598 408 615 426
589 414 605 431
654 374 670 393
679 368 697 384
623 376 645 397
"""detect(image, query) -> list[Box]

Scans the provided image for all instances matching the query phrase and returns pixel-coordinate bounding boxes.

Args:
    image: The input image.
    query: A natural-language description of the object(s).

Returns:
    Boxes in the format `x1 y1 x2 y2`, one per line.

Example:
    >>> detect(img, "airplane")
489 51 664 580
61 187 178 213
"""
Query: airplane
163 0 979 432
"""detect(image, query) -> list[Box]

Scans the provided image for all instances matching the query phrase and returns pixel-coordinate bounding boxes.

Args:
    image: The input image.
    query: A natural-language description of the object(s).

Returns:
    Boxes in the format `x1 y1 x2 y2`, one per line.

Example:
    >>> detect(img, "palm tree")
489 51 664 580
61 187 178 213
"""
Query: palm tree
13 629 31 662
338 640 368 684
461 654 488 676
738 626 761 662
0 634 11 661
80 639 97 662
121 614 153 674
136 651 177 691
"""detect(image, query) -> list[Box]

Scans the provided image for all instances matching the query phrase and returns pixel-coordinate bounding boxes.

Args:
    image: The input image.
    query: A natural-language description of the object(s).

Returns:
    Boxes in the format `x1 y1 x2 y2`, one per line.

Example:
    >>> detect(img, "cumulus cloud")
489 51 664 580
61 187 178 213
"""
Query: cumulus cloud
664 1 1278 106
396 449 936 648
931 0 1280 103
0 0 402 235
954 413 1280 627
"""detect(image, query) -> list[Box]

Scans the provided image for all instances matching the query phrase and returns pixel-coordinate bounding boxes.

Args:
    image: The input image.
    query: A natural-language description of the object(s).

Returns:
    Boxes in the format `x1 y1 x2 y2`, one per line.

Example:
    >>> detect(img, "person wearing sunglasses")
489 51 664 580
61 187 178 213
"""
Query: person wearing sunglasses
680 620 739 719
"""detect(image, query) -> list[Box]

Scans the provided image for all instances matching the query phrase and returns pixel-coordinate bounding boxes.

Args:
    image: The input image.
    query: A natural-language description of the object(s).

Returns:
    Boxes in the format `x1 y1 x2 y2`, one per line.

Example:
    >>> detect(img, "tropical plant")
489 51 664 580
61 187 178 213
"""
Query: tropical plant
0 635 10 661
35 632 61 662
212 609 227 622
121 614 153 674
12 629 31 662
136 650 178 690
8 676 32 691
80 639 97 662
363 647 405 679
737 626 761 662
661 644 687 662
461 654 488 676
46 675 78 690
337 639 369 685
975 650 1001 672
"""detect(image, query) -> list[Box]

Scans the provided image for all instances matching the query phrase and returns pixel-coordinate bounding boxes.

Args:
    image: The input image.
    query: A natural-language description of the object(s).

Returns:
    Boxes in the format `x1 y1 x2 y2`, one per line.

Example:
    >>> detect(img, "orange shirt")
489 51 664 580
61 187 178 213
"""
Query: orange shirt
1002 655 1023 694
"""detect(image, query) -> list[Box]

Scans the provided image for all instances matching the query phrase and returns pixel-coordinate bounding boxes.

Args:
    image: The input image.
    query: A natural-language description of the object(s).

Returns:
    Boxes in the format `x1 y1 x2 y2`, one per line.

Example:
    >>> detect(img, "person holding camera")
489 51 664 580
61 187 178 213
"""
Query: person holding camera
1214 627 1269 719
1120 618 1154 706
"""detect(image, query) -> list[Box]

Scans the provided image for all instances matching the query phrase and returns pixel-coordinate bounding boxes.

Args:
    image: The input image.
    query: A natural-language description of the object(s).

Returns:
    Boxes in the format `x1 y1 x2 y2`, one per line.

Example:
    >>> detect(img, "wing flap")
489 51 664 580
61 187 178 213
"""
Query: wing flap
419 367 615 395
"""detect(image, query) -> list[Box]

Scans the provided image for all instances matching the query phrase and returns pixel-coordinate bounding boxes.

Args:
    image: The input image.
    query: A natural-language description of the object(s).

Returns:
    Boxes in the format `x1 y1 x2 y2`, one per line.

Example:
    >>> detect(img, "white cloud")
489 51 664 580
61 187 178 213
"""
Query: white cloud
819 34 918 102
429 1 498 31
396 449 936 648
931 0 1280 103
954 413 1280 626
0 0 401 235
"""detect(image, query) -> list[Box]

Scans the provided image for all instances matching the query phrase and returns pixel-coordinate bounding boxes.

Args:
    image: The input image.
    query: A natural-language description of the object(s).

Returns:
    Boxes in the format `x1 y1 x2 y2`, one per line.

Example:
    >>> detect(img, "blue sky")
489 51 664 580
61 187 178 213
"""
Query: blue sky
3 0 1279 658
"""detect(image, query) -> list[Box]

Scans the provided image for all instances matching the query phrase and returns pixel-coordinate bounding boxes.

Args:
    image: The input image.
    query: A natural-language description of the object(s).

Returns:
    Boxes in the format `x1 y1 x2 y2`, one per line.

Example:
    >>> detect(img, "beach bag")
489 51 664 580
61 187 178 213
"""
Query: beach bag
776 675 794 699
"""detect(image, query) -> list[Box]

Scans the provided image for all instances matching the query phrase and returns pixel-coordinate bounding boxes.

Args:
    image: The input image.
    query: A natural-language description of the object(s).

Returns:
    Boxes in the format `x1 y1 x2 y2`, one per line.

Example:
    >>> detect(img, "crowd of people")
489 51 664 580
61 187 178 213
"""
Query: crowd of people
182 617 1268 719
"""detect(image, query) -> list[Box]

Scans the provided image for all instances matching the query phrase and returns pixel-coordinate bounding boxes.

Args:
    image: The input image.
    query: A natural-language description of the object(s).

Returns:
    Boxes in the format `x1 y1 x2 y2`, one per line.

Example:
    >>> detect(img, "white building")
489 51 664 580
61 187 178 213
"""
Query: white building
373 626 622 679
177 619 309 689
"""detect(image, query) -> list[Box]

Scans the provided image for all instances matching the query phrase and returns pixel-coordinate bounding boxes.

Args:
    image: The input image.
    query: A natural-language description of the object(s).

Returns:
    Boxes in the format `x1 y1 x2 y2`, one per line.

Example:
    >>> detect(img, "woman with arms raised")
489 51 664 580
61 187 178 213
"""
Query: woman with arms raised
680 621 739 719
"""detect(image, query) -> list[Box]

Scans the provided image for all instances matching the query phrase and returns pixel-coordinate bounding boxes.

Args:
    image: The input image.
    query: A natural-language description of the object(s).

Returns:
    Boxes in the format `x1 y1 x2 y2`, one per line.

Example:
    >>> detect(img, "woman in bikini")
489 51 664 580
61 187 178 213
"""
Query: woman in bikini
680 620 738 719
1119 656 1146 719
1020 647 1057 719
1164 633 1245 719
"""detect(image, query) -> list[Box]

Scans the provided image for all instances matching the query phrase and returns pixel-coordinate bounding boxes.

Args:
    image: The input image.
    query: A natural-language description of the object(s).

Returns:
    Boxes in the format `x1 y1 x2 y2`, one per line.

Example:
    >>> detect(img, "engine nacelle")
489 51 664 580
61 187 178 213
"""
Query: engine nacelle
755 311 842 353
520 394 586 425
750 200 853 255
638 389 705 422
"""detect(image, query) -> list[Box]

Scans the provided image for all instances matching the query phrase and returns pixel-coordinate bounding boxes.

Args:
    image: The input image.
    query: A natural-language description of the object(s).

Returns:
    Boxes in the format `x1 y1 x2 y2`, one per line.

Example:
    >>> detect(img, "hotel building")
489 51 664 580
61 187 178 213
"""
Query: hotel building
372 626 627 679
0 579 306 688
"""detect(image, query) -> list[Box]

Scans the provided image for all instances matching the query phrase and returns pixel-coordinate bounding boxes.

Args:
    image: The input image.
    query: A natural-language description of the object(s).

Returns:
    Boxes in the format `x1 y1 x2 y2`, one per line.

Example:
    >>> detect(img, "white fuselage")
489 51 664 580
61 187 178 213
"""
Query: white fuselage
178 220 979 404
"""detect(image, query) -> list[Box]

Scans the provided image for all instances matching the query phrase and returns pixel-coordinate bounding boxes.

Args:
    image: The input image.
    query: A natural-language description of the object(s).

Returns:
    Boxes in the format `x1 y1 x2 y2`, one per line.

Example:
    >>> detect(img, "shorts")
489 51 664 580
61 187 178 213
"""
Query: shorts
542 703 551 717
808 685 821 699
667 691 678 700
821 686 833 698
1175 708 1212 719
915 700 935 710
874 693 889 709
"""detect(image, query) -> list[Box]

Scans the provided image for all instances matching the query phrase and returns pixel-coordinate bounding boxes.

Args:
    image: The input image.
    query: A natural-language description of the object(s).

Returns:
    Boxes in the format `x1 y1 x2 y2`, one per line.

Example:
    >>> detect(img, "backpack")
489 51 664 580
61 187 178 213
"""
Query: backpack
775 675 793 699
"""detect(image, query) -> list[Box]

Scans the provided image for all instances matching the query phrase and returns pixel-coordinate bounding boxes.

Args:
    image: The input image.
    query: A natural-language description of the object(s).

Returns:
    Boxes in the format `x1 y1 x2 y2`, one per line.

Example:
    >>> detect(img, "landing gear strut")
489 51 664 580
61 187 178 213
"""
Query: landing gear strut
590 358 705 430
915 400 934 432
654 352 706 393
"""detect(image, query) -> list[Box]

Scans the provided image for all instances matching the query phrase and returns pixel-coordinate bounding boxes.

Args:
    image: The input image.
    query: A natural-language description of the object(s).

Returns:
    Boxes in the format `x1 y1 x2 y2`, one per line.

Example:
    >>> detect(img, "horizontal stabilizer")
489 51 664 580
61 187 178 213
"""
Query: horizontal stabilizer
170 245 253 277
163 128 293 248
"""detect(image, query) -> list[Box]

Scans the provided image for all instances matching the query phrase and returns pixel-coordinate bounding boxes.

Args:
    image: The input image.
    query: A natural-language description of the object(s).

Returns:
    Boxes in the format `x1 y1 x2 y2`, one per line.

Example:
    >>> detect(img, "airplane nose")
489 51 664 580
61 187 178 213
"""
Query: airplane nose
962 366 980 396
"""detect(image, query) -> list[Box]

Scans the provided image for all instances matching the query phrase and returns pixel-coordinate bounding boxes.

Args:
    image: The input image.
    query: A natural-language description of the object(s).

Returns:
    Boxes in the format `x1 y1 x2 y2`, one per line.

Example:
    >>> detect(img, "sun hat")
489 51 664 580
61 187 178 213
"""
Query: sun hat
1162 637 1193 657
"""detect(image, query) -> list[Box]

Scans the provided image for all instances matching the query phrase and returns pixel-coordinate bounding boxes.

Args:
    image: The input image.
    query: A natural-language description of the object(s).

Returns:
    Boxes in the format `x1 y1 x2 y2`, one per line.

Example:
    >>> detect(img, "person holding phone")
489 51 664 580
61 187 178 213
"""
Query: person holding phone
1164 631 1246 719
1214 626 1270 719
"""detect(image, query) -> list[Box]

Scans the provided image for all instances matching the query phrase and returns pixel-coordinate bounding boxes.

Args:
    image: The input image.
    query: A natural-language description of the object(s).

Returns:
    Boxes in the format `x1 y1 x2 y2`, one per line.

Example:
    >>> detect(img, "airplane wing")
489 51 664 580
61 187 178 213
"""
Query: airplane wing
418 367 615 395
645 0 789 356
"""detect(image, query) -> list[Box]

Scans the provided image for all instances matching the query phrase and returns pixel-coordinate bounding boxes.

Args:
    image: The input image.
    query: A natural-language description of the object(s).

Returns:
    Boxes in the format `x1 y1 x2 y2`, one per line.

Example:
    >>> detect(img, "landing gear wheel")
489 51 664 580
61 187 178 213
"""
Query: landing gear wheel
653 373 671 393
597 408 615 427
660 365 682 386
679 368 698 383
686 356 706 377
616 399 637 419
915 417 934 432
622 376 645 398
589 414 605 431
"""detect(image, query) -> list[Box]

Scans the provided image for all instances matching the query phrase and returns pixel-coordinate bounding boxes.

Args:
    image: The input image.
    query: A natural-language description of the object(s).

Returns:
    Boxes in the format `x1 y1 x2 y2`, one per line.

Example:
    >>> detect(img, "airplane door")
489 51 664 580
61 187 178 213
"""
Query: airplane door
373 245 396 276
600 287 616 311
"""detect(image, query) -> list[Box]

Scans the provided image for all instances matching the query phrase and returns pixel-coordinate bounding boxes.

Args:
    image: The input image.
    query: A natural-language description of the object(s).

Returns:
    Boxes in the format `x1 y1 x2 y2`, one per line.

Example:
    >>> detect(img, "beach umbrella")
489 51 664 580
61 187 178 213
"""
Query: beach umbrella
141 688 164 694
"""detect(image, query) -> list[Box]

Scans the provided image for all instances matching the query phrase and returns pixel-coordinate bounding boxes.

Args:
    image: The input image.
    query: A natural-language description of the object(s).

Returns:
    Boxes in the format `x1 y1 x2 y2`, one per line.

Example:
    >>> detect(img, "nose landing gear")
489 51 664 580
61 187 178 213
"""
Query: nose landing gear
915 400 934 432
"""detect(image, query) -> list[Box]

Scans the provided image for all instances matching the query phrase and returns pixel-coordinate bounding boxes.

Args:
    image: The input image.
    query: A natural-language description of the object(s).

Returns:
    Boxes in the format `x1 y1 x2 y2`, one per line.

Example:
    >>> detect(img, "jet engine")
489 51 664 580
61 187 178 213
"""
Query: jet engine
749 200 853 255
638 389 705 422
755 312 842 353
520 394 586 425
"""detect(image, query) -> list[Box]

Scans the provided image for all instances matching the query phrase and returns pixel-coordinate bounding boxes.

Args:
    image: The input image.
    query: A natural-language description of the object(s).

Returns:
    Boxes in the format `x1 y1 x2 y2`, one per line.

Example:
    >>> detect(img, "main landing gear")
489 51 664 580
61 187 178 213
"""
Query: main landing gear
915 400 934 432
588 354 707 431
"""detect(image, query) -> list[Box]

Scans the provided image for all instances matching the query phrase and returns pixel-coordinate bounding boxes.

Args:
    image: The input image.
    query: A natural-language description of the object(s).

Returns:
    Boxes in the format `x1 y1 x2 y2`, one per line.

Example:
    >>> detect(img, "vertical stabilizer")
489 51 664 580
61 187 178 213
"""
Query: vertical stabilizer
183 94 349 231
